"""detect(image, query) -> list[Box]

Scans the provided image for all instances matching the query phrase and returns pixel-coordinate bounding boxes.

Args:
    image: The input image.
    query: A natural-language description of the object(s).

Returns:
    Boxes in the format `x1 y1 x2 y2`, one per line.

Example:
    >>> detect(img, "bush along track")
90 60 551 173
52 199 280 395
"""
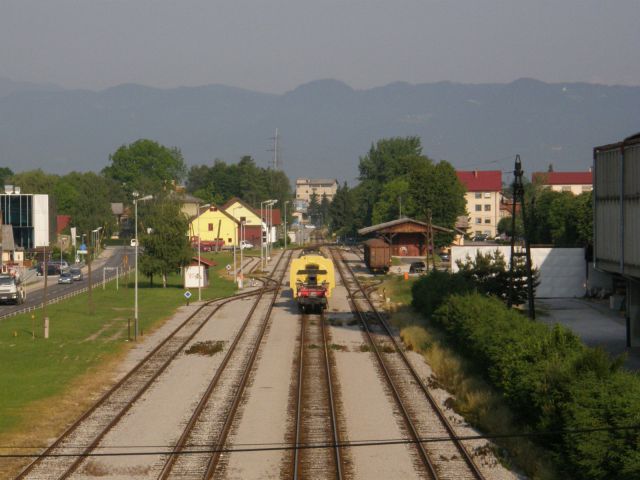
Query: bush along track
412 277 640 479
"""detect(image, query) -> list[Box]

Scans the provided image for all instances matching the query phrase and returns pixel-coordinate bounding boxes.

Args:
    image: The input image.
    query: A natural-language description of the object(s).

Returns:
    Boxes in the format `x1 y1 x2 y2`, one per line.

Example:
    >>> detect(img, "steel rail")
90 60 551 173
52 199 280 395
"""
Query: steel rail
333 247 486 480
330 248 437 479
321 311 344 479
292 314 305 480
16 287 267 480
156 253 287 479
202 249 293 479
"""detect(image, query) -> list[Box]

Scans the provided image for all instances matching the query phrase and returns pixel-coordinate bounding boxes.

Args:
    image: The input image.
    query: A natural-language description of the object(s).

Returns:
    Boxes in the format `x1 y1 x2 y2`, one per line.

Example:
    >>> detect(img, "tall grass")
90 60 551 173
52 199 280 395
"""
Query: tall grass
386 288 559 479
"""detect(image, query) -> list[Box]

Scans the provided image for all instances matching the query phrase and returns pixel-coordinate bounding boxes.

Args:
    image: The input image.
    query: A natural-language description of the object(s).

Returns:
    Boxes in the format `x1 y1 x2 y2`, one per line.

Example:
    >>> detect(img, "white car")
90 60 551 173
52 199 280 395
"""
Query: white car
240 240 254 250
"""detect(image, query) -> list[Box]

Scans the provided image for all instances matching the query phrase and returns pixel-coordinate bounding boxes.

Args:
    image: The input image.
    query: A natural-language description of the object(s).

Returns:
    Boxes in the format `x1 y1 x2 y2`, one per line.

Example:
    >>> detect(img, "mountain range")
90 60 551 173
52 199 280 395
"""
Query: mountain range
0 76 639 184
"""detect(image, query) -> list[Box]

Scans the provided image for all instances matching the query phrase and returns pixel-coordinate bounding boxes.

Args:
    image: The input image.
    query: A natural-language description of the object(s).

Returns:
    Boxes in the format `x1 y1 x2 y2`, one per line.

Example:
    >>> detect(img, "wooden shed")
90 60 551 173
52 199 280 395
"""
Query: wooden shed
358 218 453 258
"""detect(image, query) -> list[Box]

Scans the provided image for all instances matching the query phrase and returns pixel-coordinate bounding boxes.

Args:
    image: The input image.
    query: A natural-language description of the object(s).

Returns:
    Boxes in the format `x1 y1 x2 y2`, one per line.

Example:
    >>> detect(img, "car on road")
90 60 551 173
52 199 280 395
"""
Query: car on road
409 261 426 274
58 272 73 284
70 267 83 281
36 263 60 276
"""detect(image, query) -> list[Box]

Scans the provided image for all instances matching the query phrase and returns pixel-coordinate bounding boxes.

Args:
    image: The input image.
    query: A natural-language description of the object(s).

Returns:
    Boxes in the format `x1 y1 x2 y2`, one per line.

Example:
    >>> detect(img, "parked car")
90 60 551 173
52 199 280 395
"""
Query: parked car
439 251 451 262
472 234 489 242
36 263 60 276
240 240 254 250
409 261 426 274
58 272 73 284
70 267 83 281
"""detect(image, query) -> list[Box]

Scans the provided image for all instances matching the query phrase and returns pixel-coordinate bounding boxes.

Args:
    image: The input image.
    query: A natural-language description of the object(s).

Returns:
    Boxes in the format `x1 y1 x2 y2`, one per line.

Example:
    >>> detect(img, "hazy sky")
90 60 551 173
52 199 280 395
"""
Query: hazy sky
1 0 639 92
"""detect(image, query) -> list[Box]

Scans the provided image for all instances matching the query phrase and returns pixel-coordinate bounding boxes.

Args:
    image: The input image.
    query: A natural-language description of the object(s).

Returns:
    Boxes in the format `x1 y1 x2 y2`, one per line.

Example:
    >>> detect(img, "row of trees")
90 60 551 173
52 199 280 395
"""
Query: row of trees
499 186 593 247
325 137 467 242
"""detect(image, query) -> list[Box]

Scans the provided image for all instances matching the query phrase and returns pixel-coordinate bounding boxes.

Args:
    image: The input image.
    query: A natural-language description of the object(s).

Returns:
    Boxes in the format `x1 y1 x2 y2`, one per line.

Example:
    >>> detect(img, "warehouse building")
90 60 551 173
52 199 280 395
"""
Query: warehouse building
594 133 640 347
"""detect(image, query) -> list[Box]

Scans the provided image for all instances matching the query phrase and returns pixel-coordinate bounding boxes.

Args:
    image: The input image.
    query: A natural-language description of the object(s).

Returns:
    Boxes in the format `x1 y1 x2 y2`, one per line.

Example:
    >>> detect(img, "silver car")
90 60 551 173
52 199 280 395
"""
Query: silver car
70 267 83 281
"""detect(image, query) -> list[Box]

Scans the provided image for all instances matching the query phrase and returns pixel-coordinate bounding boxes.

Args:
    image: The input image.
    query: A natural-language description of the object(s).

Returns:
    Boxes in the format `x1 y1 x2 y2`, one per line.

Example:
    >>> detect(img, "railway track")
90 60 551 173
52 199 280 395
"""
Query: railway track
291 312 344 479
156 248 294 479
16 260 270 480
329 247 486 480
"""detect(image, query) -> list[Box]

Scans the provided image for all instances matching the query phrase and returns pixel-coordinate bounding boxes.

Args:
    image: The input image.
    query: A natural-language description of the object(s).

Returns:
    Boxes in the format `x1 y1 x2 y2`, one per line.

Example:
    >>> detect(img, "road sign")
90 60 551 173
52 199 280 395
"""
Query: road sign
225 264 232 271
184 291 192 300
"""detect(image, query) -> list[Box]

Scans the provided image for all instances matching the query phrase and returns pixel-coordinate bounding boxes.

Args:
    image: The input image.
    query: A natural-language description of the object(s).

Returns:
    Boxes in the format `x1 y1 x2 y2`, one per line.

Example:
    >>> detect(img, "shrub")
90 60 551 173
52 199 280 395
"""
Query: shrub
411 270 474 317
428 293 640 479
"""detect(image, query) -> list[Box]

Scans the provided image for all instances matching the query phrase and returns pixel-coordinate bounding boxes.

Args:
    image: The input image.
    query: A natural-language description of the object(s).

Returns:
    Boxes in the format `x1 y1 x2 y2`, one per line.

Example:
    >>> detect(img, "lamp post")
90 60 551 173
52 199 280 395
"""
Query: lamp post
233 207 242 286
133 192 153 341
284 200 290 251
239 217 245 288
196 203 211 301
260 199 276 268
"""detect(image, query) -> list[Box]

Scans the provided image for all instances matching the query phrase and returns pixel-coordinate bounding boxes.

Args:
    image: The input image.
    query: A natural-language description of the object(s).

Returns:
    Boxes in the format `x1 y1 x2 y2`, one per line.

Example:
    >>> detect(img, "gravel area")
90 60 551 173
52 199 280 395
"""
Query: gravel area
74 296 257 479
326 273 421 479
219 285 299 479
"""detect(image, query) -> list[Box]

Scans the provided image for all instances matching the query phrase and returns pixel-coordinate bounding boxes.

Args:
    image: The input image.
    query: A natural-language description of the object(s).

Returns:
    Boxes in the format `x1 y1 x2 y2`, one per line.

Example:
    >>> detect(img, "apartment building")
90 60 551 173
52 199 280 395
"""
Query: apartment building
295 178 339 203
456 170 502 238
532 171 593 195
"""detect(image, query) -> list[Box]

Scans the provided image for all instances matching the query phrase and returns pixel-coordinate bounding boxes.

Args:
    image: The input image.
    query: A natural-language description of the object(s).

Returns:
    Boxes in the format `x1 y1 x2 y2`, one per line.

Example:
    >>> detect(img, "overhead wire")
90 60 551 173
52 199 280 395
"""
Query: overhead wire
3 424 640 459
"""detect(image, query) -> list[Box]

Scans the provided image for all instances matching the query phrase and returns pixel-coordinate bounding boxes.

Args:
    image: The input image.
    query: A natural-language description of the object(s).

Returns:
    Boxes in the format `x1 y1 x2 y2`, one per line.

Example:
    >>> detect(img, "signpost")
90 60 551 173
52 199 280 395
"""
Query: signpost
184 290 192 306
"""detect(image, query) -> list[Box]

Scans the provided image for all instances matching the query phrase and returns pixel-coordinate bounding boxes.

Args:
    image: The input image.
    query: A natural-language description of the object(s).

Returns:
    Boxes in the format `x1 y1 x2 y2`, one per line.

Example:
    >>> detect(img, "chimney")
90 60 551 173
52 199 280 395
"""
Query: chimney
474 170 478 178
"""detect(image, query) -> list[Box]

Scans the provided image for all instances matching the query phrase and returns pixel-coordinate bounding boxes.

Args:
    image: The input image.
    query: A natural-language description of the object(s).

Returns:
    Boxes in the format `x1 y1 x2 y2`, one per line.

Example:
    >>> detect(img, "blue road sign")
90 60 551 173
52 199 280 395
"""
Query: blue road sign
184 291 192 300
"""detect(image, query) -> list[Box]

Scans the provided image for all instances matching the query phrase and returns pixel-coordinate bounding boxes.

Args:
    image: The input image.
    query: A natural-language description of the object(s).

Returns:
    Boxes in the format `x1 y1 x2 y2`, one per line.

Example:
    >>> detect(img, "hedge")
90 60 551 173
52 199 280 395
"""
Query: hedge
421 293 640 479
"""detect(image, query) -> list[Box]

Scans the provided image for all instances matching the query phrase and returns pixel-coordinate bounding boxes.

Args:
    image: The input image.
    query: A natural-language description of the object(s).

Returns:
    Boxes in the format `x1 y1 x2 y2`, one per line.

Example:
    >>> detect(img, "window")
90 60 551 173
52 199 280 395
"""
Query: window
475 192 482 199
484 219 491 224
208 223 213 231
484 192 491 198
475 217 482 224
484 204 491 211
475 205 482 212
228 238 232 243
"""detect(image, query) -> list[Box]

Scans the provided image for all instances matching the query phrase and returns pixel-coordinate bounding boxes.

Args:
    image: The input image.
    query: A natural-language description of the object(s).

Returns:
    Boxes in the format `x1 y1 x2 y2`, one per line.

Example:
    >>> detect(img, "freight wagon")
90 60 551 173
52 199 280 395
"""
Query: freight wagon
363 238 390 272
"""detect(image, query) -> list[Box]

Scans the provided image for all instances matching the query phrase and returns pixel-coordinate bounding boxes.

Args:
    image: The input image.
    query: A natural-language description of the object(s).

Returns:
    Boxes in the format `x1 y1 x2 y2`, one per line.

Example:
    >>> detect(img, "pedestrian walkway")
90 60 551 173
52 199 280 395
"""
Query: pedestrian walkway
537 297 640 371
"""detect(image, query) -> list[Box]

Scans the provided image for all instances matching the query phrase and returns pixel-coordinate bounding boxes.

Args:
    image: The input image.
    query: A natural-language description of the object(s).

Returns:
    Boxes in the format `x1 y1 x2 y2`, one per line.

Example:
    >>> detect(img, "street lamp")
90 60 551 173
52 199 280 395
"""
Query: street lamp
91 227 102 260
260 199 277 269
284 200 290 251
133 192 153 341
197 203 211 301
233 207 242 286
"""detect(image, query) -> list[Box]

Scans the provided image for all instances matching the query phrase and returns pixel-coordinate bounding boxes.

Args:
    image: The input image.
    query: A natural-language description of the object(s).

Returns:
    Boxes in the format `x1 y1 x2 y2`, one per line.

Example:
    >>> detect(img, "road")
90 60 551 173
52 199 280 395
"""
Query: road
0 246 131 320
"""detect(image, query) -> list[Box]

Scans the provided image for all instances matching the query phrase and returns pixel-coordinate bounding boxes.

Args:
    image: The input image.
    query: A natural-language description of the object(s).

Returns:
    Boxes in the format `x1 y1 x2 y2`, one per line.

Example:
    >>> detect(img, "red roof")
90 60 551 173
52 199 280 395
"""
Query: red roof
259 209 281 225
532 171 593 185
456 170 502 192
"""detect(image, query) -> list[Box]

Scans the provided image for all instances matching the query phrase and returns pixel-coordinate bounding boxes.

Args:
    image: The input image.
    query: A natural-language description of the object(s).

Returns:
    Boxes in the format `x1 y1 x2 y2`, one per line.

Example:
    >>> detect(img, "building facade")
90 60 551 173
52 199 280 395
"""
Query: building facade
456 171 502 238
188 205 239 248
295 178 338 203
0 189 49 249
532 171 593 194
594 134 640 347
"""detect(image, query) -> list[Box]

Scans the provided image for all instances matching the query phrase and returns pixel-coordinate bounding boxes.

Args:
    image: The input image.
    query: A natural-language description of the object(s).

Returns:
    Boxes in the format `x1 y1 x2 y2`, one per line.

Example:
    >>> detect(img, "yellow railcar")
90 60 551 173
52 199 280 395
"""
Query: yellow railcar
289 252 335 313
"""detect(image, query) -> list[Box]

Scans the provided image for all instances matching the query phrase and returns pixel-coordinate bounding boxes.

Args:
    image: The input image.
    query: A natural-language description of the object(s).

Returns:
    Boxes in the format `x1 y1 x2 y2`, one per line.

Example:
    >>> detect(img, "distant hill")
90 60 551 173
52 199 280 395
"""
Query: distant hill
0 77 638 183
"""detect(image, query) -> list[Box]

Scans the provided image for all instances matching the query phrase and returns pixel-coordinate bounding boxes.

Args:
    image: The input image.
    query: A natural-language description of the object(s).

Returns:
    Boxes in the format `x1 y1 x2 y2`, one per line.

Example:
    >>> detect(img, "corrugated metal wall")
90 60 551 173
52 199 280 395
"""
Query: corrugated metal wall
594 139 640 278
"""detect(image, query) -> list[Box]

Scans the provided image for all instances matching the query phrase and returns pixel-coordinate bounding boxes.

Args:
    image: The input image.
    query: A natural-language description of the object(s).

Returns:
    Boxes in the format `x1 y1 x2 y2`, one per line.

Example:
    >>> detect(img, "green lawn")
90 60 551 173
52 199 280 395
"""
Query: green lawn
0 261 237 435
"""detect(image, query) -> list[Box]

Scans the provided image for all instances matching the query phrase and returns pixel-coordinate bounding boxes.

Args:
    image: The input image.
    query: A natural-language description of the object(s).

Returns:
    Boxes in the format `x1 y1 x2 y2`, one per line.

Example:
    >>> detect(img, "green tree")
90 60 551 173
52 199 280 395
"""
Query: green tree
328 182 355 237
319 194 331 227
497 216 524 238
138 196 192 287
0 167 14 186
8 169 59 193
308 192 321 226
371 178 410 224
103 139 187 197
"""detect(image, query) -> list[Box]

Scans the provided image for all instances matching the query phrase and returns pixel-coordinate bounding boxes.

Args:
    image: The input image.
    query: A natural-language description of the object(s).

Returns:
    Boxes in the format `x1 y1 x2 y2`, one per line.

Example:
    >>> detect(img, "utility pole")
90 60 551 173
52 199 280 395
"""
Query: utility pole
508 155 536 319
87 233 93 314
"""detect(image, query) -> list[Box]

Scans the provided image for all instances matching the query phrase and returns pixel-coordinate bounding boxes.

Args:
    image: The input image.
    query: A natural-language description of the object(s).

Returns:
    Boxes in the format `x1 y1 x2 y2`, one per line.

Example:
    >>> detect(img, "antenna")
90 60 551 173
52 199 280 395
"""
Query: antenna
268 128 281 170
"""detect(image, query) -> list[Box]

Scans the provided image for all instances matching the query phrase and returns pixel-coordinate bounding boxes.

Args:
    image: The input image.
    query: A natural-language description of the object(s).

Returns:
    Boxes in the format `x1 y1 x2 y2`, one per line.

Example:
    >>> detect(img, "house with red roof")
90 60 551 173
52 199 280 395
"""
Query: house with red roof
456 170 503 238
532 170 593 195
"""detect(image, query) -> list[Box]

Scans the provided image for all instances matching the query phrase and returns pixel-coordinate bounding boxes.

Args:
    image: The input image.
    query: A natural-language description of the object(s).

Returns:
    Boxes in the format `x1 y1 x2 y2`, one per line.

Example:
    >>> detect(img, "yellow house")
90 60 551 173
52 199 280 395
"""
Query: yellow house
222 197 263 247
189 205 239 248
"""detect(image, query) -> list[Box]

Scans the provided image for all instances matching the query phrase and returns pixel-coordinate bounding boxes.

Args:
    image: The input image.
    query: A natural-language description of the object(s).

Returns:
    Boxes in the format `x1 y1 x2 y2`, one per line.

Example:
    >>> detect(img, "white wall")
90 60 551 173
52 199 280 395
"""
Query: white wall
32 194 49 247
451 246 586 298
